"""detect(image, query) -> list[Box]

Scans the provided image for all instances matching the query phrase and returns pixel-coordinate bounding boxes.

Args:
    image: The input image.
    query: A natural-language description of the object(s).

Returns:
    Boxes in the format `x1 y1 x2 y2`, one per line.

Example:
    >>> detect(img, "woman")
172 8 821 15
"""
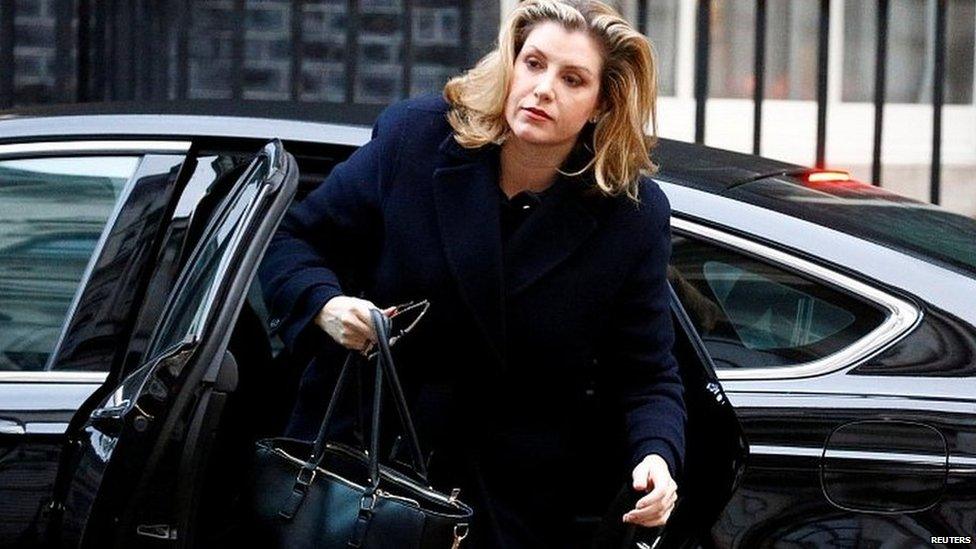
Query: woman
258 0 685 546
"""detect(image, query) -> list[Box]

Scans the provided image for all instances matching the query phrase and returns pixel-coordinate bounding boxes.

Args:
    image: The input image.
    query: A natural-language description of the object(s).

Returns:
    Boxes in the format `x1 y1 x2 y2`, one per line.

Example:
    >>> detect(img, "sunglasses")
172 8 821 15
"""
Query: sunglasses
365 299 430 359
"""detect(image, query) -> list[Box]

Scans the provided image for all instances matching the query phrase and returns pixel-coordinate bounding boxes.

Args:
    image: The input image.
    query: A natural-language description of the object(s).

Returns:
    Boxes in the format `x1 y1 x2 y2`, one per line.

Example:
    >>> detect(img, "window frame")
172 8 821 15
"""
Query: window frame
0 140 191 384
671 216 921 381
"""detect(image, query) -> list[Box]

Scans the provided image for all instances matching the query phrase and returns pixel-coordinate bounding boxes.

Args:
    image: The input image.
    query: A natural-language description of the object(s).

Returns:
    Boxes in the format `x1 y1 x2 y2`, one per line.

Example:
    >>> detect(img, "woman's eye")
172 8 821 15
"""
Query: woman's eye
526 58 541 69
564 76 582 86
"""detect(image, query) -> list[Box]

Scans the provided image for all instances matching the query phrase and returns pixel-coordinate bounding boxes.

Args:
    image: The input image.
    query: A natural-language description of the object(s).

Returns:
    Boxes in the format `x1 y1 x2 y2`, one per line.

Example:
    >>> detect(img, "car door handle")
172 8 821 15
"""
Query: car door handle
0 418 26 435
90 402 129 418
89 401 130 434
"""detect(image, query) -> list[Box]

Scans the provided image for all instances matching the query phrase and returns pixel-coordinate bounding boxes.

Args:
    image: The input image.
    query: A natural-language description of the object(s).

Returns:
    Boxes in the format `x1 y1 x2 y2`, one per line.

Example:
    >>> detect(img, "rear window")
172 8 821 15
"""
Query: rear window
670 234 887 370
738 177 976 277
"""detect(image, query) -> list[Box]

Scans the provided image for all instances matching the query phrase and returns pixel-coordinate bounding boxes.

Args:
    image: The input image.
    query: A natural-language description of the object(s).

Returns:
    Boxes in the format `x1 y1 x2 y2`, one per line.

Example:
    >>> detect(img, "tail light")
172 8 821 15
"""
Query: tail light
804 170 852 183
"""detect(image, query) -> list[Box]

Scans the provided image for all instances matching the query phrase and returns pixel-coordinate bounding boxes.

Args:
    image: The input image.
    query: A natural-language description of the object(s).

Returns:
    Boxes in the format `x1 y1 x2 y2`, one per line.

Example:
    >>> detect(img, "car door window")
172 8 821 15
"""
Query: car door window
669 233 887 370
0 156 139 372
146 154 268 361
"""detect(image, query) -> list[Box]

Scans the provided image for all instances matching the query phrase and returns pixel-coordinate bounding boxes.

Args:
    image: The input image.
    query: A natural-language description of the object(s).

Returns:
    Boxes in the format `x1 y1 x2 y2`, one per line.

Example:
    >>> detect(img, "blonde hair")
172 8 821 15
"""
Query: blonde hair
443 0 659 201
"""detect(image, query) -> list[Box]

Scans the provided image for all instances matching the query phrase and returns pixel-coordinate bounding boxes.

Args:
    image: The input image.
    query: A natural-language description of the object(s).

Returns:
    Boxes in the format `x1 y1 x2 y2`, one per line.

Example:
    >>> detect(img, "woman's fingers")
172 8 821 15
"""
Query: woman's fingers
343 314 374 350
624 494 676 526
625 454 678 527
349 300 375 325
623 488 677 527
318 296 382 350
317 297 405 352
635 479 676 509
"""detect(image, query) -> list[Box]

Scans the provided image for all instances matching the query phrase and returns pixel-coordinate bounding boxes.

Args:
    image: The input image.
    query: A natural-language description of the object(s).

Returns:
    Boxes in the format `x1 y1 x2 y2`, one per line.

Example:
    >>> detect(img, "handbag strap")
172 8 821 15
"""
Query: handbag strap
303 308 429 482
278 350 359 521
366 336 384 492
370 308 429 479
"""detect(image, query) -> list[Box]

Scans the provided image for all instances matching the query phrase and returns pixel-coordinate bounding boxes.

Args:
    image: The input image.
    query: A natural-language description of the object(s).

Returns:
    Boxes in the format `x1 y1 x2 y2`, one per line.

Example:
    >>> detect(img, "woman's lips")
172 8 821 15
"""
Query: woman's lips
522 107 552 121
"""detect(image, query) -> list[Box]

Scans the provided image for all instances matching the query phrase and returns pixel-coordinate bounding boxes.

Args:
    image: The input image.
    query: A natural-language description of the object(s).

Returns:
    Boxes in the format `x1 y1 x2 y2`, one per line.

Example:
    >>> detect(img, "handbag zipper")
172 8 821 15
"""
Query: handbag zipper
271 447 365 492
325 443 466 508
375 488 419 508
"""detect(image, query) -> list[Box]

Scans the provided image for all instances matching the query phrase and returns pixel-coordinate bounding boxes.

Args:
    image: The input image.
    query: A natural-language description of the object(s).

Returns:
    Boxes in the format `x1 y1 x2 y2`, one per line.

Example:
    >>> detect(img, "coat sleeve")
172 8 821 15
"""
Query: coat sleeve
257 102 407 360
598 184 687 480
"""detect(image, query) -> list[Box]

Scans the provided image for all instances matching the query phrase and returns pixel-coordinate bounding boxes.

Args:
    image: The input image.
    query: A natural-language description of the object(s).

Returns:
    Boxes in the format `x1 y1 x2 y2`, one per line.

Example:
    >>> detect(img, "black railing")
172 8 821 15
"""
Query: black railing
0 1 13 106
931 0 948 205
815 0 830 170
872 0 889 187
0 0 960 205
752 0 766 156
345 0 360 103
693 0 710 145
691 0 953 202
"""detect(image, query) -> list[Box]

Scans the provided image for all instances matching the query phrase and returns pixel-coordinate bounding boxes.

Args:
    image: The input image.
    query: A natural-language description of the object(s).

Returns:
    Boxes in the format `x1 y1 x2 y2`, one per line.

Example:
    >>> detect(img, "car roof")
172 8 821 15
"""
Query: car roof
652 139 802 188
0 106 375 149
0 100 803 189
0 99 386 127
725 175 976 278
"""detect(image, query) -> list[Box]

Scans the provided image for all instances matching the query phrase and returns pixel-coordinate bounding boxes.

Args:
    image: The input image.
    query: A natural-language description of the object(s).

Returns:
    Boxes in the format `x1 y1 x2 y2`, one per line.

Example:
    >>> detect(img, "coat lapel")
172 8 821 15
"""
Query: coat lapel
431 135 506 366
430 134 600 366
503 175 597 296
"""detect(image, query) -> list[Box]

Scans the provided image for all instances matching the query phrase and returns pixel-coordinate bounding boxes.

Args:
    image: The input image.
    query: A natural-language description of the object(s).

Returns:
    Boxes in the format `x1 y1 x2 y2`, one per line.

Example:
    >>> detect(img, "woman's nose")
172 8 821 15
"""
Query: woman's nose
533 74 556 101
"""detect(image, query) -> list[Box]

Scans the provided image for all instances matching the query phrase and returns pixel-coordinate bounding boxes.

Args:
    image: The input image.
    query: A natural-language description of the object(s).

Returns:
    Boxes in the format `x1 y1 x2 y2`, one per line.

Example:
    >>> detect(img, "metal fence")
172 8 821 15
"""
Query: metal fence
683 0 952 203
0 0 960 204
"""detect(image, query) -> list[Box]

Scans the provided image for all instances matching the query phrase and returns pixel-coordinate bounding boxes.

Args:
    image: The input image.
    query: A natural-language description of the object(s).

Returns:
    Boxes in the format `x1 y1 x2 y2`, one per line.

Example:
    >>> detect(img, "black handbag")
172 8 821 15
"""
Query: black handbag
247 308 474 548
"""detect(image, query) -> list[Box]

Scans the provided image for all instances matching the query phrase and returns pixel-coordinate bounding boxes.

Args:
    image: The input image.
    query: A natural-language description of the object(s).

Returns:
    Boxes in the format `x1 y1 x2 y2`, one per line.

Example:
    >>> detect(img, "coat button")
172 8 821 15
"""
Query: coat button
269 318 281 329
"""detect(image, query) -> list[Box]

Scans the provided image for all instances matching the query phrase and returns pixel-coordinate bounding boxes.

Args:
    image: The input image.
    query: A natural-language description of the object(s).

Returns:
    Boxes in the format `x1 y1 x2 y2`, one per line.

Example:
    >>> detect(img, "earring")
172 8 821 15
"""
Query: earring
589 114 600 124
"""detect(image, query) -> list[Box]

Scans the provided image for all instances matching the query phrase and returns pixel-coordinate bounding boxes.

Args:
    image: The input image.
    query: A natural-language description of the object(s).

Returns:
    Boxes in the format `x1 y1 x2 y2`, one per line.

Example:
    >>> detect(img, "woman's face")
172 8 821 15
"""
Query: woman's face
504 21 604 149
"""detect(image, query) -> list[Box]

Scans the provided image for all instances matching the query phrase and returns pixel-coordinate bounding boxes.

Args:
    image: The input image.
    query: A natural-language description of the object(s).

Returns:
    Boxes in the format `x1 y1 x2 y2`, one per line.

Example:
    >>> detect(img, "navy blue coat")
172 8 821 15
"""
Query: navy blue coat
258 93 686 547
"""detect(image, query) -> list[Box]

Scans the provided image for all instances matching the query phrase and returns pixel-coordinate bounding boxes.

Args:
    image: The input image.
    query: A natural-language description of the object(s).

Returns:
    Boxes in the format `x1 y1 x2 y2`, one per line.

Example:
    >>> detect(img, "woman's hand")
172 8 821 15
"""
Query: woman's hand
315 296 393 355
623 454 678 527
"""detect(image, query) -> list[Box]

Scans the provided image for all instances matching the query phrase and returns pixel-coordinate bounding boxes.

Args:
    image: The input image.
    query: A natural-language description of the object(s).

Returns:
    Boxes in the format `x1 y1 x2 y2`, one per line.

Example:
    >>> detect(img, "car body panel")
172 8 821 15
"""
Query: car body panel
655 181 976 545
712 391 976 547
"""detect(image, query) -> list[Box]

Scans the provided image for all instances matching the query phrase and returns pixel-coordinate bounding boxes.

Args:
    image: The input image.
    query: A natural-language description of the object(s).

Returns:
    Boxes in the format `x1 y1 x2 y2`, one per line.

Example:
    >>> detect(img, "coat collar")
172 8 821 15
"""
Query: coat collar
431 133 598 366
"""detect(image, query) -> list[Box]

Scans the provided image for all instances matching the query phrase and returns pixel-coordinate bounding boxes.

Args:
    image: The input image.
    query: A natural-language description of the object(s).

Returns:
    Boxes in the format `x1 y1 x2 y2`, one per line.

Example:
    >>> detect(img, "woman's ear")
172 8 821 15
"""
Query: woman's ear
590 98 608 123
589 108 603 124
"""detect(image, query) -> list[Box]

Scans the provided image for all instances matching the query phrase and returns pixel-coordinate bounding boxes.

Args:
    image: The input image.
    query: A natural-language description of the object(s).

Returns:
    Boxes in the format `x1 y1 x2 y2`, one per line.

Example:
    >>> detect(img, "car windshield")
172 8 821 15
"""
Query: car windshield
738 177 976 277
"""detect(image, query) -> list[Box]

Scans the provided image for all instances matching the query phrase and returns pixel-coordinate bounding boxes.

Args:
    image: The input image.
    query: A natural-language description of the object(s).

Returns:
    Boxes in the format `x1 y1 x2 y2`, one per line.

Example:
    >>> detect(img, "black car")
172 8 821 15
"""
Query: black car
0 101 973 548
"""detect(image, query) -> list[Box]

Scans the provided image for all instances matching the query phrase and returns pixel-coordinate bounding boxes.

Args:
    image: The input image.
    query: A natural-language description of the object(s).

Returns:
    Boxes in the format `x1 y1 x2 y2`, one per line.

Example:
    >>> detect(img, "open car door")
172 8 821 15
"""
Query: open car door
47 140 298 548
653 285 748 547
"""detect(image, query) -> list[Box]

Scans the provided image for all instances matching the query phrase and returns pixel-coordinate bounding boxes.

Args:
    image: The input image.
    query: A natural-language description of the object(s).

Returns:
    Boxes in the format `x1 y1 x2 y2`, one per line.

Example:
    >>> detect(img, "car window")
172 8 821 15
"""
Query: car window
669 233 887 371
0 156 139 372
145 155 268 361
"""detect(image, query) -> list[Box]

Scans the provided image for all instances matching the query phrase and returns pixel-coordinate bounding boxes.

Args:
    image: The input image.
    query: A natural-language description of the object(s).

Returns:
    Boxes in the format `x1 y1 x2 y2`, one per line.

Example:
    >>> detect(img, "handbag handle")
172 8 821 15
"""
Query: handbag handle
303 309 429 486
370 308 430 480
